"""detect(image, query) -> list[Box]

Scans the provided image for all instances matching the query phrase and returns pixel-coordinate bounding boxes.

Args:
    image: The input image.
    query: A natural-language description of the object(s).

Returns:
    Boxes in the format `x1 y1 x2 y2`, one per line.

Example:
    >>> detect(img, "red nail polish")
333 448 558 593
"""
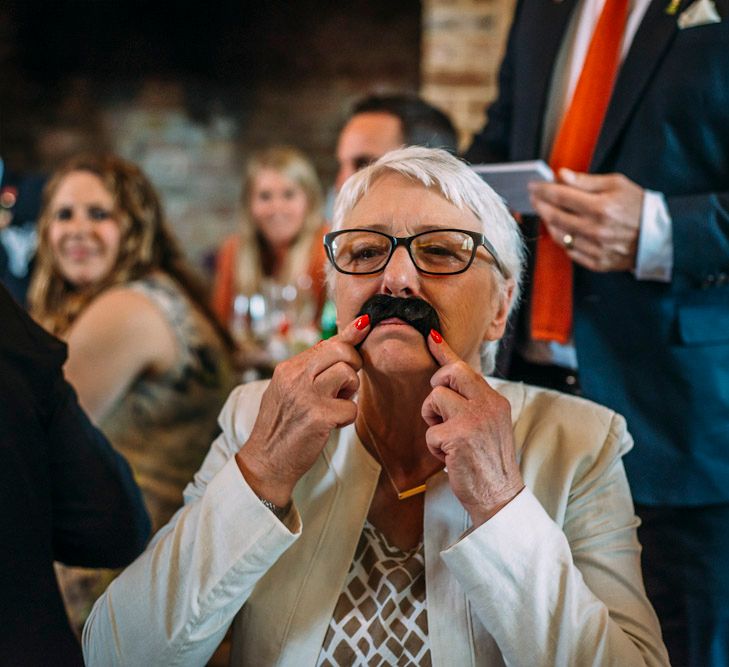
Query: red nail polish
430 329 442 343
355 314 370 330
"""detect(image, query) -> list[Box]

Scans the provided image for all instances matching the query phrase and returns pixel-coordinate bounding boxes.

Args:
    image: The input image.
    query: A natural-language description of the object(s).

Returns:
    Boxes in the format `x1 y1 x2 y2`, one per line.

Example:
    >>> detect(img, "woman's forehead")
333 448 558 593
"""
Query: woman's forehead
344 173 481 233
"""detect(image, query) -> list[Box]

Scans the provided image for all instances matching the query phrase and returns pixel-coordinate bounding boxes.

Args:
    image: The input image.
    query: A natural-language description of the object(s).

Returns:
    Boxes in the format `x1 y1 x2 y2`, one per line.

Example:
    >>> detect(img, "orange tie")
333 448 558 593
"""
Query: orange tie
530 0 629 344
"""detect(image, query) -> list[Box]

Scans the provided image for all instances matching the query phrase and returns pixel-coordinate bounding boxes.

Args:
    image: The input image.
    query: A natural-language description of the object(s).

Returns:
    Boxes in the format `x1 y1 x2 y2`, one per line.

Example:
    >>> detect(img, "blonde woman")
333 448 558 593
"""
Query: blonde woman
212 146 328 367
29 153 235 630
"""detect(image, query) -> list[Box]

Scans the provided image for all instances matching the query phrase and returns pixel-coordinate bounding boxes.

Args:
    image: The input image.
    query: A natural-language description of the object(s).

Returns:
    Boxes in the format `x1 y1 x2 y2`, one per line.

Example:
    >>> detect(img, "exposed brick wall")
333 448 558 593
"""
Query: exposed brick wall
420 0 516 151
2 0 519 271
2 2 421 272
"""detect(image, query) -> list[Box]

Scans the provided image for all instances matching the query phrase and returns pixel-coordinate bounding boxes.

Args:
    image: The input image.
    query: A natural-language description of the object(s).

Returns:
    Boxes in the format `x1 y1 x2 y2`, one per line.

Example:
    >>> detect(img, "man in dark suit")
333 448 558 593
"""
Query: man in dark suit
0 284 151 665
466 1 729 664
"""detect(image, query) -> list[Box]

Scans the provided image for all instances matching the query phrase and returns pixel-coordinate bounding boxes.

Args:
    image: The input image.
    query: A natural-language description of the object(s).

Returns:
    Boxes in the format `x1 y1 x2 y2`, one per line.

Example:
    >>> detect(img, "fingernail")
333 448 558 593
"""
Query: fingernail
430 329 442 343
355 314 370 330
561 168 575 182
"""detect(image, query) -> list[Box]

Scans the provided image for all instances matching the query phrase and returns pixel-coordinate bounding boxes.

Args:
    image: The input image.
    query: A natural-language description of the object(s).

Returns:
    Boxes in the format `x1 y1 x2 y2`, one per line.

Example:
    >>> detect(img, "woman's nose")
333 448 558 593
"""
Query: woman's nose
269 197 288 215
67 211 91 234
380 246 419 297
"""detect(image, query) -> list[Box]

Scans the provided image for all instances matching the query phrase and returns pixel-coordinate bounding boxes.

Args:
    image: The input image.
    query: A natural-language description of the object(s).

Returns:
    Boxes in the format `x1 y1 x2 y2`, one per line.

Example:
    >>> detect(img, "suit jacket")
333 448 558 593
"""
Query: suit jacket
0 285 150 666
466 0 729 505
84 379 668 666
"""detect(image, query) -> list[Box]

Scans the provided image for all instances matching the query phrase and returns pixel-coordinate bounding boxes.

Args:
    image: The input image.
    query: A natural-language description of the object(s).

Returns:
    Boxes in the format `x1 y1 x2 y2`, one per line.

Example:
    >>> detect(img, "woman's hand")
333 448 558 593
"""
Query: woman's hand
235 315 371 506
421 331 524 527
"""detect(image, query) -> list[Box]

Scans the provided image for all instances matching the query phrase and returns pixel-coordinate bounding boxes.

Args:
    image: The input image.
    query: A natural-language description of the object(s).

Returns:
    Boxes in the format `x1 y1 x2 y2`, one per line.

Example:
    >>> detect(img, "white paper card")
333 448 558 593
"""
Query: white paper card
472 160 554 215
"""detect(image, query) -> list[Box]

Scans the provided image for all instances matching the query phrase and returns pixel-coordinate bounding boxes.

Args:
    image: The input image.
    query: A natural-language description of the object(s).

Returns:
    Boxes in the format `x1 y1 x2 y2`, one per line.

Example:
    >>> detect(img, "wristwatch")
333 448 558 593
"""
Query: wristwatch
259 496 291 522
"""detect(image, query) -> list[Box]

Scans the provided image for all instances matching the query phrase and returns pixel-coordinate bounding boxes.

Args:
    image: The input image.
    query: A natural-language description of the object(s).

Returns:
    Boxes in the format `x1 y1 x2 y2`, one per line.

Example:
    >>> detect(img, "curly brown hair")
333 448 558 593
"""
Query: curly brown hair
29 153 231 347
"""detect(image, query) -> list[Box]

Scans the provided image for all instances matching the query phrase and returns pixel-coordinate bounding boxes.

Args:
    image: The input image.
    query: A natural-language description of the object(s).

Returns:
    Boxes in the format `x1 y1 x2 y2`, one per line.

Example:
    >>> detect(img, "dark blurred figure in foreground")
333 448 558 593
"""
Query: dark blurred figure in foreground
0 282 150 666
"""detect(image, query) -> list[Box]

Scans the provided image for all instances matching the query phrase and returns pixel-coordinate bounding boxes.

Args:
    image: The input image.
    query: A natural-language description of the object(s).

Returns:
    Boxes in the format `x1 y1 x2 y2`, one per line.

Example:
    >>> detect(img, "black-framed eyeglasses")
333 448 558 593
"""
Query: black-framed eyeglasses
324 228 510 278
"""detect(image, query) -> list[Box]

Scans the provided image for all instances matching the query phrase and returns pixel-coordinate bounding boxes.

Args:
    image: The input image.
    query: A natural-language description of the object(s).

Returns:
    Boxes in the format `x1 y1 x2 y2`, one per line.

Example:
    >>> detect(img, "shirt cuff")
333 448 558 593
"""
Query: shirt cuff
227 457 303 537
635 190 673 282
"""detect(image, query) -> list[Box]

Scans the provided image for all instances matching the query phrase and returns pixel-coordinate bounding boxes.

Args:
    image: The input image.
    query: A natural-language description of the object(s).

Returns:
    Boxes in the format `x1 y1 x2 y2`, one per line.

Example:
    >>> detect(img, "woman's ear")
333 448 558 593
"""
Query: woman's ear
482 278 516 342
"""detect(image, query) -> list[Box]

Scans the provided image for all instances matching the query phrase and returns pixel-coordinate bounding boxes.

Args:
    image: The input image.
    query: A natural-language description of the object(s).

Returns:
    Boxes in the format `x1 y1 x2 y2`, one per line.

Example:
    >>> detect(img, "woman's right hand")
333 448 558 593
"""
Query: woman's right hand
235 315 371 506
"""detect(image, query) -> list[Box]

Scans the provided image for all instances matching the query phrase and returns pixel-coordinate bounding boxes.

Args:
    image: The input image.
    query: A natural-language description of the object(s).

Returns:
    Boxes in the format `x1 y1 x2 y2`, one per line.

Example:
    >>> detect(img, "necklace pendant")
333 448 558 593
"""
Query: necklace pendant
397 483 428 500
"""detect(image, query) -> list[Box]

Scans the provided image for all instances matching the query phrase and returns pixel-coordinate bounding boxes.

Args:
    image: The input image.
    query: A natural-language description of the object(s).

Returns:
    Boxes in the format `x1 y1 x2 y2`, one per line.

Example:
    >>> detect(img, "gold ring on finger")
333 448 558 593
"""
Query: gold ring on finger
562 233 575 250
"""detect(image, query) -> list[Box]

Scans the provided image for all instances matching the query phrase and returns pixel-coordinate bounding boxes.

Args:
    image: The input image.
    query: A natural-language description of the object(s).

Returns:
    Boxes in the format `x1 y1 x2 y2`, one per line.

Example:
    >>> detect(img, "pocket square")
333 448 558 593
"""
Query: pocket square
678 0 721 28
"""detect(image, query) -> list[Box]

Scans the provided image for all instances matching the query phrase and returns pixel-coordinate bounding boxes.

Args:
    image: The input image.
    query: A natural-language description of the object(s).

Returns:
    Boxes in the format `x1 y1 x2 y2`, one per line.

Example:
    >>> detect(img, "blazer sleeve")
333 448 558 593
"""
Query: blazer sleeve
50 375 151 567
667 191 729 284
0 282 151 569
82 384 303 667
441 413 670 667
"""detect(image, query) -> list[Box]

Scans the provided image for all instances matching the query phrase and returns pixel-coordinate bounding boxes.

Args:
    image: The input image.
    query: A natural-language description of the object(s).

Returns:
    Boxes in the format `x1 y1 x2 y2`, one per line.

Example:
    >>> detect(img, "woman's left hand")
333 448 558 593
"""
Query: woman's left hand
421 331 525 527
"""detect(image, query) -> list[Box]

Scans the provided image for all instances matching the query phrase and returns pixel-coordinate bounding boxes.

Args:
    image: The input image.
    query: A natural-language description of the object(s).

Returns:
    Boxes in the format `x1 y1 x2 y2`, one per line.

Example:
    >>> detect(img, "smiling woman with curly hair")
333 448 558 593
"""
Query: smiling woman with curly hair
29 153 235 631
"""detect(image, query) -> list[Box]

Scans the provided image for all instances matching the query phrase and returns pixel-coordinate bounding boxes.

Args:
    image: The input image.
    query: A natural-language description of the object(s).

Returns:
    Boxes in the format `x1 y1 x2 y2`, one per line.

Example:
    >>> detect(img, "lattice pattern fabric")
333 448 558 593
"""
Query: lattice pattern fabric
316 521 431 666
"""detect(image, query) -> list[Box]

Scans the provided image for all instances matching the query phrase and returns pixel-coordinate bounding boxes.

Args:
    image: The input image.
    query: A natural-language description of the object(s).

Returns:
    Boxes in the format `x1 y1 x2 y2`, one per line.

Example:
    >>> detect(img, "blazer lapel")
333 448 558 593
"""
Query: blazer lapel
234 426 380 667
424 472 477 666
591 0 687 169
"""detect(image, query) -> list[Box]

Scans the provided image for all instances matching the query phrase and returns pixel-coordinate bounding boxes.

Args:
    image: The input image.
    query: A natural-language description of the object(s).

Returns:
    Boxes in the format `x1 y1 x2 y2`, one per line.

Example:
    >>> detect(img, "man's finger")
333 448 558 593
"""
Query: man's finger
558 168 616 193
529 181 598 216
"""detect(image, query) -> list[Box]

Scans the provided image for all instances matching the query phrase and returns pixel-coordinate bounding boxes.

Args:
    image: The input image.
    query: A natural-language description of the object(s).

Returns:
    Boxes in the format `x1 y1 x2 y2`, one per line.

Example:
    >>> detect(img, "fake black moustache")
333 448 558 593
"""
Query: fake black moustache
356 294 441 342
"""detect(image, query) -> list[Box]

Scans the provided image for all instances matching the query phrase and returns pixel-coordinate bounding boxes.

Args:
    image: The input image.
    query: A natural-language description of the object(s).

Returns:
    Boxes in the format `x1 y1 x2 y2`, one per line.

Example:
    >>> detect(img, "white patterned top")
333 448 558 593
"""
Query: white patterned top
316 521 431 666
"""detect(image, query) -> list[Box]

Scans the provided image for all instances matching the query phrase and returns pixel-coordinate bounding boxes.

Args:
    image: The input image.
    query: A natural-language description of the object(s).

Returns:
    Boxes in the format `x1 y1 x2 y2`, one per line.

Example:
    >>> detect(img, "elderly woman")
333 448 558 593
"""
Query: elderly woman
84 147 668 666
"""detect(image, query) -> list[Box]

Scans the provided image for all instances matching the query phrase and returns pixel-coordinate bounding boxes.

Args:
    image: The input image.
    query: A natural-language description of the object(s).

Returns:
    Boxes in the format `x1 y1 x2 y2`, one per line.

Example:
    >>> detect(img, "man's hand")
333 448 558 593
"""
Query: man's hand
236 315 371 507
421 331 524 527
529 168 644 272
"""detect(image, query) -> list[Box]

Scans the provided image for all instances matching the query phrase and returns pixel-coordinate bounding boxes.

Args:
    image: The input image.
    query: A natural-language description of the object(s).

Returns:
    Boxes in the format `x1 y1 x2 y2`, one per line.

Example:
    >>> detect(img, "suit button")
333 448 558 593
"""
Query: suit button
717 273 728 285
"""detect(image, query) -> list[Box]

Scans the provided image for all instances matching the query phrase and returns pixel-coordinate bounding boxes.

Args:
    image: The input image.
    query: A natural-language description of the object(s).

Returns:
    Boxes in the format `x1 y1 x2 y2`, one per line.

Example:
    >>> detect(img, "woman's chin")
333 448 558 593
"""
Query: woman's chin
360 334 436 379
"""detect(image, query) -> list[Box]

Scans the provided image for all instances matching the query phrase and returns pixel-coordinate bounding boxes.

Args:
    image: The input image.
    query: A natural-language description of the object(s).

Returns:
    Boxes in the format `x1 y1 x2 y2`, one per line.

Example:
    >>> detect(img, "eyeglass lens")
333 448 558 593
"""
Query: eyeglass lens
330 230 477 275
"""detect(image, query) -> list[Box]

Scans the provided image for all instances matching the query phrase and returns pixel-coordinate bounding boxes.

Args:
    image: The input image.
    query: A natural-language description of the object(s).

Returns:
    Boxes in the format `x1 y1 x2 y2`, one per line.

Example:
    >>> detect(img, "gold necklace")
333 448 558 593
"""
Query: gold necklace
358 415 442 501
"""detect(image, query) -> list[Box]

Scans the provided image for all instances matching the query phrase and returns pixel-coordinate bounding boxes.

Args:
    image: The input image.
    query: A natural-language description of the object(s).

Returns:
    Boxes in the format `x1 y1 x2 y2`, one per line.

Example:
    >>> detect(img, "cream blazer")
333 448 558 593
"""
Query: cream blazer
84 379 669 666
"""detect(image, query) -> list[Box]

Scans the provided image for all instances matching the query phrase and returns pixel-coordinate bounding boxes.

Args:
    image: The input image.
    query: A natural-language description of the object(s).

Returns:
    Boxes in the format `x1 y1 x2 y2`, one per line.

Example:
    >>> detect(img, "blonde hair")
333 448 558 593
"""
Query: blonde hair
29 153 229 345
235 146 324 295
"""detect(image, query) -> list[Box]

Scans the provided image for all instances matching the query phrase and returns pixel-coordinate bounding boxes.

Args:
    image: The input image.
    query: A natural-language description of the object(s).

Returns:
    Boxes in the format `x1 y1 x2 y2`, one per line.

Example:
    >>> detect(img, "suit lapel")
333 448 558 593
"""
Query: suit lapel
516 0 580 156
591 0 687 169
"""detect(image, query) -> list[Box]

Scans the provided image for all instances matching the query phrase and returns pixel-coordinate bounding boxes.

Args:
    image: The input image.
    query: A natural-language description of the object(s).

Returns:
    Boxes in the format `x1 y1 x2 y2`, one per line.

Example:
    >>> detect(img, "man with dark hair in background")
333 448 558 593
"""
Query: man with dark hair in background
335 93 458 191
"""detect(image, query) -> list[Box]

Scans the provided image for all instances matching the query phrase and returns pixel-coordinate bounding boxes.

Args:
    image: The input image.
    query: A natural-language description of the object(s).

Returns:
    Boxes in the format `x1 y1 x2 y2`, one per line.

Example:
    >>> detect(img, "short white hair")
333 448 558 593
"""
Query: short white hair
330 146 526 374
